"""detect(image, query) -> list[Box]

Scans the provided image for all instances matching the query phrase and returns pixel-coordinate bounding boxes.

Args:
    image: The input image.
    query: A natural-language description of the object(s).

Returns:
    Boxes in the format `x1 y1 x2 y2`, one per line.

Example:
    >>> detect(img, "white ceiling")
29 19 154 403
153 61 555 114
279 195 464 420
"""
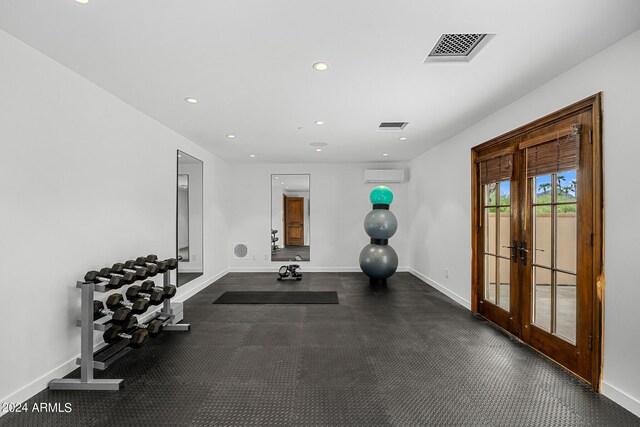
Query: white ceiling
1 1 639 164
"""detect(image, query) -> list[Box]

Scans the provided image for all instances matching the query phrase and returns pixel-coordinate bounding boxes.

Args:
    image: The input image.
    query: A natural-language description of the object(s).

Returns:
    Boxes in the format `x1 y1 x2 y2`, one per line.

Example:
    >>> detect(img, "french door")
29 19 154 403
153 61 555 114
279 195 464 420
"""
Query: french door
472 94 603 387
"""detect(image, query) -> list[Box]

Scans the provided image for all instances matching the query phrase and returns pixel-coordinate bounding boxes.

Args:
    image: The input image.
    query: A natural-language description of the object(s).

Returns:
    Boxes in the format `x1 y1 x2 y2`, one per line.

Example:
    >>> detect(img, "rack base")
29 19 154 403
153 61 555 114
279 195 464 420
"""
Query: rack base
164 323 190 331
49 378 123 391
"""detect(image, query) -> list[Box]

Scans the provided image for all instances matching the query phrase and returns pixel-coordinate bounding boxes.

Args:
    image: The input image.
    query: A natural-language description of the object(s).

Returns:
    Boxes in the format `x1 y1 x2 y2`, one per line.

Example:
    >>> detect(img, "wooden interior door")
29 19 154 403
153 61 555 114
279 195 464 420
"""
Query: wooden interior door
471 94 603 388
284 196 304 246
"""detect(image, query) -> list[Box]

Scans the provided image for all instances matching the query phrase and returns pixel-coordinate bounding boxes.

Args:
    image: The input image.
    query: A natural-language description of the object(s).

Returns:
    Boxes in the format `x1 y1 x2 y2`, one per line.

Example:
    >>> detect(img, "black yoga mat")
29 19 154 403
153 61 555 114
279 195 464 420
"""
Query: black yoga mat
213 291 338 304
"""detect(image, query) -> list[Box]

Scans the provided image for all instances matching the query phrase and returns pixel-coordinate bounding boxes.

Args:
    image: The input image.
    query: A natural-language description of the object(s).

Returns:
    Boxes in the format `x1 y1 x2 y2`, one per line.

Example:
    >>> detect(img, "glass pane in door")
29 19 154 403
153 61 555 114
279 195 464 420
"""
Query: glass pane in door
485 255 496 304
556 170 577 273
485 182 497 206
498 207 511 258
534 206 552 267
531 171 578 343
486 211 496 255
556 272 577 343
498 258 511 311
483 181 511 311
534 174 552 203
533 267 552 332
498 180 510 204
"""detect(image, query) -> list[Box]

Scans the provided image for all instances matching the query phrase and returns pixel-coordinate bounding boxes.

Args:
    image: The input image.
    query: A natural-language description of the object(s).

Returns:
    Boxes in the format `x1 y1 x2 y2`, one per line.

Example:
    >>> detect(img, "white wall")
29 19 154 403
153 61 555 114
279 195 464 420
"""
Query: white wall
407 29 640 416
0 29 230 405
230 163 409 271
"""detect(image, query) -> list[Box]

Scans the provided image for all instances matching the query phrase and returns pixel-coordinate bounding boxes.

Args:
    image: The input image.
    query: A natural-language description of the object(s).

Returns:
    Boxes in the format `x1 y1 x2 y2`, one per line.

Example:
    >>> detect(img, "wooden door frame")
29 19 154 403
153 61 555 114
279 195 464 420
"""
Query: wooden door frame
471 93 603 389
283 194 288 245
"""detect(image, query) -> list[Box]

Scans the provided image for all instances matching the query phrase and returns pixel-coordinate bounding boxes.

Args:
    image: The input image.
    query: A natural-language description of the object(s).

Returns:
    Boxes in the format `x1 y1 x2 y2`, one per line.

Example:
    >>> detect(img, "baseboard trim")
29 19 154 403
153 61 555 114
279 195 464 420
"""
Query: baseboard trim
601 380 640 418
0 356 79 417
173 268 229 302
177 267 203 273
229 266 410 273
407 268 471 310
0 267 230 416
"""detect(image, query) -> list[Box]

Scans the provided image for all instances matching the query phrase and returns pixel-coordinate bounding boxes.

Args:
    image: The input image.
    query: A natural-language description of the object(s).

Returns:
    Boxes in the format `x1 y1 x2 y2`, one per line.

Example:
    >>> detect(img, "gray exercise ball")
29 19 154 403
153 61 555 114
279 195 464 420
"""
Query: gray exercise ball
359 244 398 279
363 209 398 240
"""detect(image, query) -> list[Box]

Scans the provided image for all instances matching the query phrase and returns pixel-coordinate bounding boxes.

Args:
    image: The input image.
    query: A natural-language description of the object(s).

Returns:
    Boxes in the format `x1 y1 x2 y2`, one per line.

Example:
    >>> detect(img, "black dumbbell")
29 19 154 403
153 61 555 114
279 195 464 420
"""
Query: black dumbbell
124 259 158 277
126 285 165 306
111 263 148 281
146 255 178 270
103 324 149 348
93 301 133 324
106 293 150 315
135 257 168 274
119 316 164 338
98 267 136 285
84 270 125 289
140 280 177 299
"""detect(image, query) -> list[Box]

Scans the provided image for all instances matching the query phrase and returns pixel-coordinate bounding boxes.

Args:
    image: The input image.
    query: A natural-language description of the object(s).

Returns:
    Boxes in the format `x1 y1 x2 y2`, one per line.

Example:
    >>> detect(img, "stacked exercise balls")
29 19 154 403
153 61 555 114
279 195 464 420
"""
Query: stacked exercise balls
359 185 398 286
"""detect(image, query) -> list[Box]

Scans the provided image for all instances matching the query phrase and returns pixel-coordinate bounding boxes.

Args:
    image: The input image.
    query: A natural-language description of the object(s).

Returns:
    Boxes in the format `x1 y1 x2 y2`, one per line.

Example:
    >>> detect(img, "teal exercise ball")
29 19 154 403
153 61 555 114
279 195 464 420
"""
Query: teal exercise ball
370 186 394 205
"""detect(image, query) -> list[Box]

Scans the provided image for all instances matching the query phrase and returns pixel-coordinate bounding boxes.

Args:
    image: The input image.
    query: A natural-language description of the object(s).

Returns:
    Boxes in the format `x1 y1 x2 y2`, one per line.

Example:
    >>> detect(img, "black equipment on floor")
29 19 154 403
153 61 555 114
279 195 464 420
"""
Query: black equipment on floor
277 254 303 281
277 264 302 281
271 229 279 251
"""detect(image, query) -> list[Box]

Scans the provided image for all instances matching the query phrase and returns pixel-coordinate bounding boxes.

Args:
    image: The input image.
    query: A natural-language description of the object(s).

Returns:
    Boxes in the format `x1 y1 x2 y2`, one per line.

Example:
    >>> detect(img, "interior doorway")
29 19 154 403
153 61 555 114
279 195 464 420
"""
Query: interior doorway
284 195 305 246
471 94 603 388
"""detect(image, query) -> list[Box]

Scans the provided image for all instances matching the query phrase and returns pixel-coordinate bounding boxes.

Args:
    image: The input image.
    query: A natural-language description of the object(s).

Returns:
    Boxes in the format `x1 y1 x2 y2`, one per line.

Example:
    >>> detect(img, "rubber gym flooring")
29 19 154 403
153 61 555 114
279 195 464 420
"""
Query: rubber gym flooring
2 272 639 426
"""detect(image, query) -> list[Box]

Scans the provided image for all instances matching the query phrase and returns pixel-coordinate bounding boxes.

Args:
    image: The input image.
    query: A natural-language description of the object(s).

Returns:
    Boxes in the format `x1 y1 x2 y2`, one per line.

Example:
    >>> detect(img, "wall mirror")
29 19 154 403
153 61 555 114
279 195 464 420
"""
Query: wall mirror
271 174 310 262
177 150 203 286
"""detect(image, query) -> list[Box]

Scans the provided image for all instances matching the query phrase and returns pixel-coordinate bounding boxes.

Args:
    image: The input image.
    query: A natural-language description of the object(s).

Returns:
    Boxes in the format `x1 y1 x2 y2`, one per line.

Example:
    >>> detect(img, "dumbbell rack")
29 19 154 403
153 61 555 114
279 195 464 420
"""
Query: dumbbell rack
49 269 189 390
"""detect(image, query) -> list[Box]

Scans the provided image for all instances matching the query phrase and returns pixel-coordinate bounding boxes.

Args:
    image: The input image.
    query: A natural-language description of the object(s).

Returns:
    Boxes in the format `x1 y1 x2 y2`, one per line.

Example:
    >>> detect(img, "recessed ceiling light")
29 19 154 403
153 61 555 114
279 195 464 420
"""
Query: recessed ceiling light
184 97 198 104
383 153 389 157
312 62 329 71
399 137 407 141
286 186 289 189
315 121 325 125
249 154 256 158
226 134 235 139
274 176 279 180
315 148 323 152
281 182 284 185
177 154 182 158
75 0 89 3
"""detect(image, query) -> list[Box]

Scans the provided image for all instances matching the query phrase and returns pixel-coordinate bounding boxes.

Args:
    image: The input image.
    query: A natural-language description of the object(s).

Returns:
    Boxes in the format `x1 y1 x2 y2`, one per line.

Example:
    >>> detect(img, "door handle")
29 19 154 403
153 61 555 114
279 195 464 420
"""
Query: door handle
519 241 528 265
501 239 518 263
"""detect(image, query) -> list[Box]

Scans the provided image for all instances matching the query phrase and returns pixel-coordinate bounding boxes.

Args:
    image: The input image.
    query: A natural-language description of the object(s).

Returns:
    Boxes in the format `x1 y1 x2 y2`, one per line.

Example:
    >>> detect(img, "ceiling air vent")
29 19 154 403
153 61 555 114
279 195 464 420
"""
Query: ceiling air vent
379 122 408 130
425 33 492 63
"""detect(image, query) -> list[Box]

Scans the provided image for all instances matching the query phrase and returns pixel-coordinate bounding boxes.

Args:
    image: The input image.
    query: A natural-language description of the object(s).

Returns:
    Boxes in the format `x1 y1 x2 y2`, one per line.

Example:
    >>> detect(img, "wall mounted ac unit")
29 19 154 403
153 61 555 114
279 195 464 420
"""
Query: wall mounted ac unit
364 169 405 184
